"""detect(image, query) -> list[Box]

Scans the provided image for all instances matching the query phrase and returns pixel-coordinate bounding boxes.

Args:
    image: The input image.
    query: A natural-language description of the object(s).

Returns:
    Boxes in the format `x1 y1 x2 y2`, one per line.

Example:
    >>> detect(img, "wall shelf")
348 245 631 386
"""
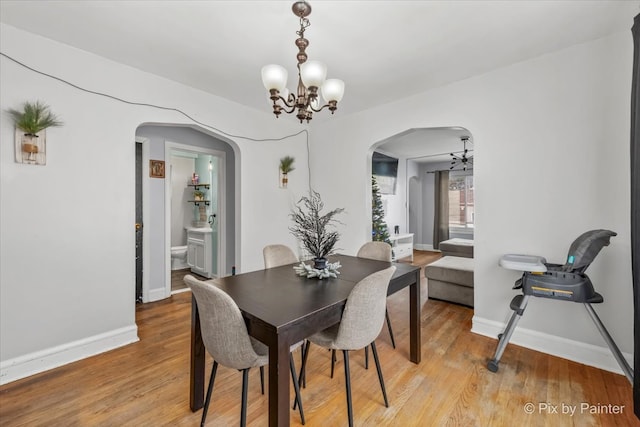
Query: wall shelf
187 183 210 190
188 200 210 206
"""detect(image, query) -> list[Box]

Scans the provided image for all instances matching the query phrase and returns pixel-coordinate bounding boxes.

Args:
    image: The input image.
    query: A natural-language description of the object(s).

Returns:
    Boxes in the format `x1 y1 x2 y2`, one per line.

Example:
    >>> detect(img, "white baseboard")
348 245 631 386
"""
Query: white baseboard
471 315 633 376
0 325 139 385
414 244 437 251
148 286 168 302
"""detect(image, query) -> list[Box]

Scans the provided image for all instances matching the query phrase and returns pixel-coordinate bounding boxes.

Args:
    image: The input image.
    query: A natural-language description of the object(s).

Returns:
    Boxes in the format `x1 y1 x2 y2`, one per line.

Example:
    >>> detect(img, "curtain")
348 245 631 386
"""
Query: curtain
433 170 449 250
631 13 640 420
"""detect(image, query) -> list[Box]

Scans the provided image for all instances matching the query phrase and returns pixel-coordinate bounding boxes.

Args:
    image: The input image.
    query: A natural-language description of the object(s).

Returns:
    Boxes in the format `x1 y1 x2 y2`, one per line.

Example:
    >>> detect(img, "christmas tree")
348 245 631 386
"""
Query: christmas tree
371 175 391 244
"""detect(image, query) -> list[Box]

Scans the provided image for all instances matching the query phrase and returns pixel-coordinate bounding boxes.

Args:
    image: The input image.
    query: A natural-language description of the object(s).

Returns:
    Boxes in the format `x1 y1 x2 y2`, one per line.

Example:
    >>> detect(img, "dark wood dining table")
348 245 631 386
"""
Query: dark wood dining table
189 254 421 427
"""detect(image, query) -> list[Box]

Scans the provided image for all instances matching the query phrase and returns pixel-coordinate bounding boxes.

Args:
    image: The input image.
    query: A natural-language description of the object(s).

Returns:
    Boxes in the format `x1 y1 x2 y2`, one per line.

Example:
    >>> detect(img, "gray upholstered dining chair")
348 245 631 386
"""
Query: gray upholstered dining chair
304 266 396 427
263 244 298 268
357 241 397 350
263 244 309 389
185 275 305 426
314 241 396 381
357 241 392 262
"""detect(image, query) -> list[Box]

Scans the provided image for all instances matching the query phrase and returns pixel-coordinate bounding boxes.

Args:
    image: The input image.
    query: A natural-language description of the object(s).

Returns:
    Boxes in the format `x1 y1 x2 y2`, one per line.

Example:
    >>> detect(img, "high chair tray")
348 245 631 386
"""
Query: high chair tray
499 254 547 272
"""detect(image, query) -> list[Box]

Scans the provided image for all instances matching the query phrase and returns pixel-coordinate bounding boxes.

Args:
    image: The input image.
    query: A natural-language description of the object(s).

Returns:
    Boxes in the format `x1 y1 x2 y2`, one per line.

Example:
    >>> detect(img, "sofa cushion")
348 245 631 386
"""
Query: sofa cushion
425 256 474 288
424 256 474 307
439 238 474 258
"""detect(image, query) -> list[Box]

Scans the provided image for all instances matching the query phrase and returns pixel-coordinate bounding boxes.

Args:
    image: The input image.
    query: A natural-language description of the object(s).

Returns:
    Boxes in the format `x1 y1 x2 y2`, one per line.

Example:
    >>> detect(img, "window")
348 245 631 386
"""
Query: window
448 174 474 229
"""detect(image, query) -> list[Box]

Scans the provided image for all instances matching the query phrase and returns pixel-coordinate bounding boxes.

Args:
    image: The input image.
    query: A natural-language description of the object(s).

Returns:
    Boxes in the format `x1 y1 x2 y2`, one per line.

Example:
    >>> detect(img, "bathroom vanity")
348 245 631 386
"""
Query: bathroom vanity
187 227 213 278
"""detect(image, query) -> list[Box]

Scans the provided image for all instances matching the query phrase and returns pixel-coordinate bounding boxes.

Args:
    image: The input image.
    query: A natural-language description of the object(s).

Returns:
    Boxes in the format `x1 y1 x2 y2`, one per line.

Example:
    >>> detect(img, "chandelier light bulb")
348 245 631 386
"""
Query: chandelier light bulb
261 64 288 92
321 79 345 102
300 60 327 88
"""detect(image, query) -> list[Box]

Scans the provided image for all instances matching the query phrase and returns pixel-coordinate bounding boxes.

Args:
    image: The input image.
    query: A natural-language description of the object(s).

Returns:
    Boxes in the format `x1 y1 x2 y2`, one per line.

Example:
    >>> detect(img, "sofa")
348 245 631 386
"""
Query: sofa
439 238 474 258
424 256 474 307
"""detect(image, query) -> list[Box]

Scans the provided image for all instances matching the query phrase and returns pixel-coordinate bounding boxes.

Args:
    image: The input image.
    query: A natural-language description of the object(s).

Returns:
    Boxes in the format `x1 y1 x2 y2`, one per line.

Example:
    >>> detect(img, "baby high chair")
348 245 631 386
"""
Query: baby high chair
487 229 634 385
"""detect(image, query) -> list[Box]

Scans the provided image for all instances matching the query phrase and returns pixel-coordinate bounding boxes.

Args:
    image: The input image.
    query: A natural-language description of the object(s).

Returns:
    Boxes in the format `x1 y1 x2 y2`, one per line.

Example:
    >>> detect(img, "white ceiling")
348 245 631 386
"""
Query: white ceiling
1 0 637 160
376 127 472 164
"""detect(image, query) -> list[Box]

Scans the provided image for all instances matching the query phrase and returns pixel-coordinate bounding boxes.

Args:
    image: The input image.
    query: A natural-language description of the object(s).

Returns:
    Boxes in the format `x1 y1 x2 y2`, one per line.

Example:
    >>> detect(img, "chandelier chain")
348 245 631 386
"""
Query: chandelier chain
296 16 310 37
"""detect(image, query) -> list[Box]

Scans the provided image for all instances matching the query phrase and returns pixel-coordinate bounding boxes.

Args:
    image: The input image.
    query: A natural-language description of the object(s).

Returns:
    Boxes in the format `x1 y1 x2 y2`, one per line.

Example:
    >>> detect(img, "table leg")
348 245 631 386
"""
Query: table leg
268 335 291 427
190 295 206 411
409 269 421 364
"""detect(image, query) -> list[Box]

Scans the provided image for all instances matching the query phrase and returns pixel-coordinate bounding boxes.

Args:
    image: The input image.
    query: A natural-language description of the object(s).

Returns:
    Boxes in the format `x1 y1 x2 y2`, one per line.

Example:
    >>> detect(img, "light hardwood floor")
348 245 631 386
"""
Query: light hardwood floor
0 251 636 426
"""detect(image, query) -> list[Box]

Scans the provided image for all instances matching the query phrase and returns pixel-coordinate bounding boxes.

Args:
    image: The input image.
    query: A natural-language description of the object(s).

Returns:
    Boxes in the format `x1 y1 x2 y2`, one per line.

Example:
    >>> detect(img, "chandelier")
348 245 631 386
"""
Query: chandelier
261 1 345 123
450 136 473 171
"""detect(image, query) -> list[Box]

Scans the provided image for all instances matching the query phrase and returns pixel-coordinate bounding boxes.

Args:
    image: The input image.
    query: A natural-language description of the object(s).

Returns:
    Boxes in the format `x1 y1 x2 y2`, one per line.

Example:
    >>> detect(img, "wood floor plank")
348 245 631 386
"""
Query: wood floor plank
0 251 636 426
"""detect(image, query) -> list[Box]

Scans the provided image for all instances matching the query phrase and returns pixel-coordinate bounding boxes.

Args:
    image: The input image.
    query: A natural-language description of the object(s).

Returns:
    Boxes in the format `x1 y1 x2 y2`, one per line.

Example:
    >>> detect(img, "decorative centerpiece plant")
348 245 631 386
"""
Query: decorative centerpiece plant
289 190 344 270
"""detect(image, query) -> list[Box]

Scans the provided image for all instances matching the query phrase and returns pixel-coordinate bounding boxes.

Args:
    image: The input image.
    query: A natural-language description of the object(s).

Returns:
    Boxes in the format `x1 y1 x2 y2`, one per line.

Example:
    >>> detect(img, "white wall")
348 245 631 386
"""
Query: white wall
0 23 307 383
311 30 634 373
170 156 195 247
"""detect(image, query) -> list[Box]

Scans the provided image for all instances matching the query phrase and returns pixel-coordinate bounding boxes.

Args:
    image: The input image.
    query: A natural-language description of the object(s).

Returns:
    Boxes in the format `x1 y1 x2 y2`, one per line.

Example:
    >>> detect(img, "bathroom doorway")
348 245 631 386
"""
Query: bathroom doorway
136 124 237 303
166 142 225 293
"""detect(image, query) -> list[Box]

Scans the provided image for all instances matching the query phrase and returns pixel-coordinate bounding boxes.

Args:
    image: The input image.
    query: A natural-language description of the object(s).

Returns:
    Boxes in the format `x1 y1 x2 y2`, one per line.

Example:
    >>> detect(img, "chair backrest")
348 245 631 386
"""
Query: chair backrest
561 229 617 273
357 241 392 262
263 244 298 268
333 266 396 350
184 275 263 370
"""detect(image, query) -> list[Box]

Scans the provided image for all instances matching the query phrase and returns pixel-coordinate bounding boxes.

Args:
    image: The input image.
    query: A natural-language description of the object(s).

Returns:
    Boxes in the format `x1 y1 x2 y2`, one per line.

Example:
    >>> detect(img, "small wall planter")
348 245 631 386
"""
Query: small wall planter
7 101 62 166
279 156 295 188
15 130 46 165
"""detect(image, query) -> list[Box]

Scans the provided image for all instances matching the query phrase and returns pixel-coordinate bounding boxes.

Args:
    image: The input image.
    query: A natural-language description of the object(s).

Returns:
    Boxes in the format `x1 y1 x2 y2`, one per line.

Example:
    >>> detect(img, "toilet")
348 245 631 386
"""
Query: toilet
171 246 189 270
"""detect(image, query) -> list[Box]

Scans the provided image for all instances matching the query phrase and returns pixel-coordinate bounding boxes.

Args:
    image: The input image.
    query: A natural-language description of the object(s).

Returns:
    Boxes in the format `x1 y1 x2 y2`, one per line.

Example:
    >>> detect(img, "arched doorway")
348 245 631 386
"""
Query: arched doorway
369 126 474 251
135 124 239 302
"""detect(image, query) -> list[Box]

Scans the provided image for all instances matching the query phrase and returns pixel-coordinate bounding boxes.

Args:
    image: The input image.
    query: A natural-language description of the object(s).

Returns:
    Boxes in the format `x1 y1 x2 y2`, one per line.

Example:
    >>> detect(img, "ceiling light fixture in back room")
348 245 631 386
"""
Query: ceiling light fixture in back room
261 1 345 123
450 136 473 171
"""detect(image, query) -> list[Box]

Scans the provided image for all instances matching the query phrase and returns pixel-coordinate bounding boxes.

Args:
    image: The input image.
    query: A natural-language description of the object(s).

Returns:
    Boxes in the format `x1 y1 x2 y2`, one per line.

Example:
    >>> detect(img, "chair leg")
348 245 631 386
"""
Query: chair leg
370 341 389 407
364 346 369 369
240 369 249 427
201 361 218 427
343 350 354 427
385 308 396 349
299 340 310 389
259 366 265 395
330 349 336 378
289 354 306 424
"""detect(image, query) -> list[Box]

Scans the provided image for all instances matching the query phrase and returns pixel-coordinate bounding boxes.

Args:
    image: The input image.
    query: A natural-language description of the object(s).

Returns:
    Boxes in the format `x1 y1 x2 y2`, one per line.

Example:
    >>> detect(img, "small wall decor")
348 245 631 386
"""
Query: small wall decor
193 190 205 201
14 129 46 165
279 155 295 188
150 160 165 178
7 101 63 166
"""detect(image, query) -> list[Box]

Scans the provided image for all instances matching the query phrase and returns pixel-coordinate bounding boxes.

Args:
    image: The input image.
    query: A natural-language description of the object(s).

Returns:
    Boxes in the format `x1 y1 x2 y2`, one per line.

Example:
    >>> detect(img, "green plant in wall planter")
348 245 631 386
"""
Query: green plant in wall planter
279 156 295 188
7 101 63 165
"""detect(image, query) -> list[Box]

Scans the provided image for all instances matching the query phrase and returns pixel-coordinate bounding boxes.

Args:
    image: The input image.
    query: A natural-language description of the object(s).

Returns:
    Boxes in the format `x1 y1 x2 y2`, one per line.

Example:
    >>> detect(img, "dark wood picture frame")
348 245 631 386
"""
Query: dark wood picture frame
150 160 165 178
